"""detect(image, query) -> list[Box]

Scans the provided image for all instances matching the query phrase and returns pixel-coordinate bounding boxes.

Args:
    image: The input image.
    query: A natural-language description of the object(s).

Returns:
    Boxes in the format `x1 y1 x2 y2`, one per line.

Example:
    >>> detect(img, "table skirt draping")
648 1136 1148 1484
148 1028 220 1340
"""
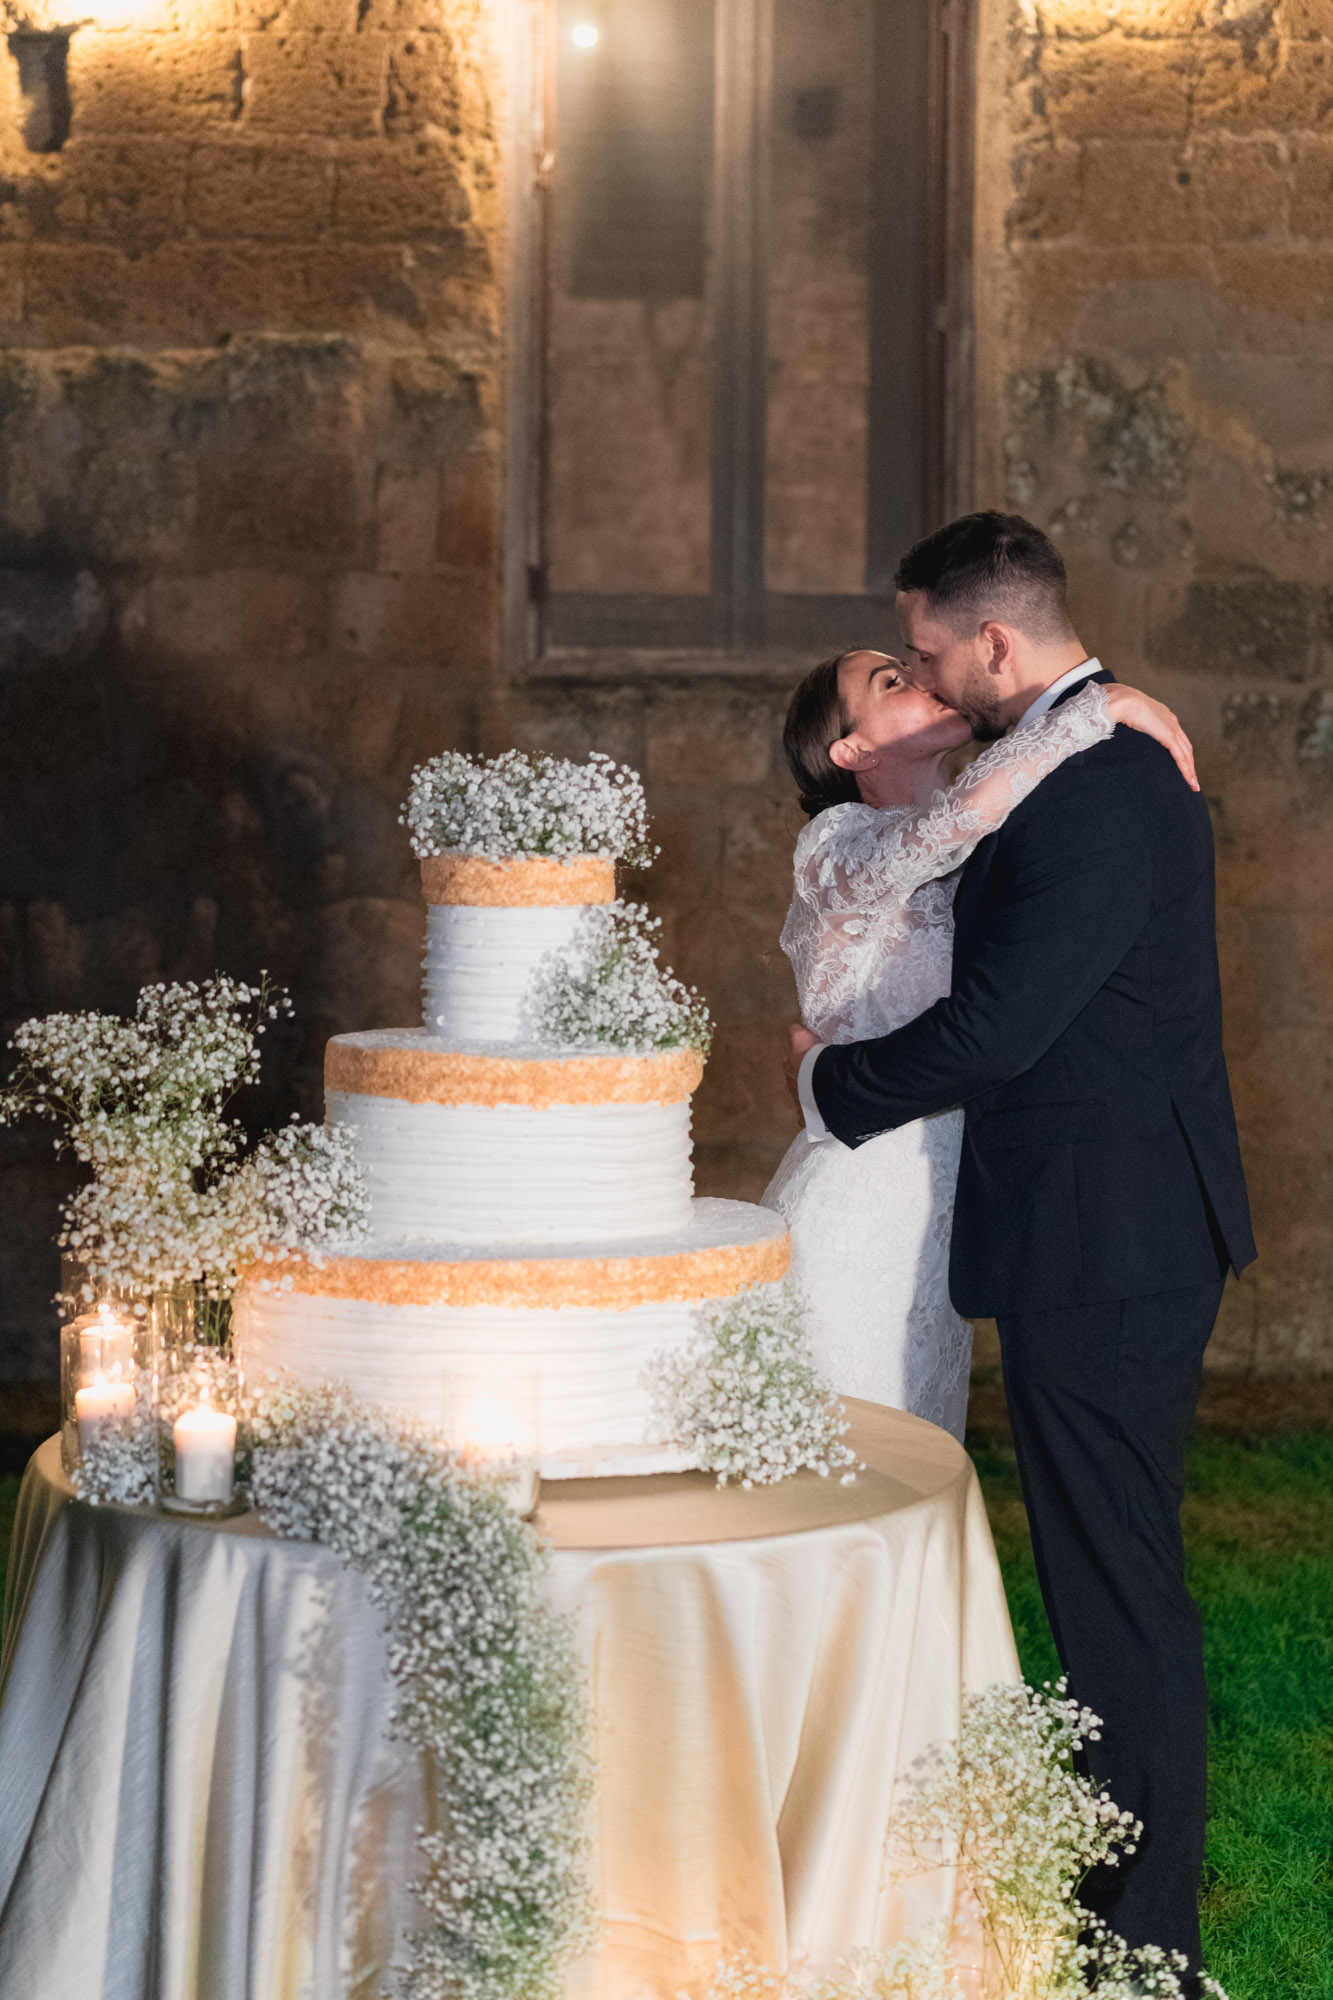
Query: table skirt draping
0 1402 1018 2000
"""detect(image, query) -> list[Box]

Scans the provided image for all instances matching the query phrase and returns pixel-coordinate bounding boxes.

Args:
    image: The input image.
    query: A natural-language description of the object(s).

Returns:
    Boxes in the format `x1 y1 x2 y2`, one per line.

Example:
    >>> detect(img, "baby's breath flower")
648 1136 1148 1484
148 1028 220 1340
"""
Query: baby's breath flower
530 901 713 1054
649 1280 856 1487
0 975 368 1306
708 1681 1227 2000
246 1377 596 2000
403 749 655 867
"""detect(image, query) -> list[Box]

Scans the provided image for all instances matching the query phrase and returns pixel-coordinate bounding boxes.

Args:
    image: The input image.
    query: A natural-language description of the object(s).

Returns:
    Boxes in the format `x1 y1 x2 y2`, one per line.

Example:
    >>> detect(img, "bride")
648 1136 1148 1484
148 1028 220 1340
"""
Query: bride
763 650 1197 1441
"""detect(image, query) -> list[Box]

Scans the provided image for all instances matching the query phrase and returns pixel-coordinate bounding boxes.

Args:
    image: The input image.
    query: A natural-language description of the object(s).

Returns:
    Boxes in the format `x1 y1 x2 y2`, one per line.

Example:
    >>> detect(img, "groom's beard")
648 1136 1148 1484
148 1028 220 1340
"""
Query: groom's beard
949 689 1009 742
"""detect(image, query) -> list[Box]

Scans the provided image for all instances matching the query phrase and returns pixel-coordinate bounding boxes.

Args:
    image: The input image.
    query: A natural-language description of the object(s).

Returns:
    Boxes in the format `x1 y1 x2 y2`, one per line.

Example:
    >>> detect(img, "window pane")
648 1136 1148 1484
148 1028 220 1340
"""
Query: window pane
764 0 874 595
548 0 715 596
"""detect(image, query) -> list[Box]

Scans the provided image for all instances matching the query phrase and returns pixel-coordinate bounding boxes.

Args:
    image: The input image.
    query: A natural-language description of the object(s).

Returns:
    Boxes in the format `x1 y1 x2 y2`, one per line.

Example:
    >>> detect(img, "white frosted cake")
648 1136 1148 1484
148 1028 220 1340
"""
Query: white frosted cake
234 846 790 1475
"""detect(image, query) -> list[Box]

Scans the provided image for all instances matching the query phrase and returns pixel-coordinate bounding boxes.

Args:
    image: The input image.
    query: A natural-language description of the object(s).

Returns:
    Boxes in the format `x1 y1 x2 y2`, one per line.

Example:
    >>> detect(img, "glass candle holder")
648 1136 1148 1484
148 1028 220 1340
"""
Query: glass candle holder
60 1300 151 1478
154 1336 248 1518
440 1368 542 1518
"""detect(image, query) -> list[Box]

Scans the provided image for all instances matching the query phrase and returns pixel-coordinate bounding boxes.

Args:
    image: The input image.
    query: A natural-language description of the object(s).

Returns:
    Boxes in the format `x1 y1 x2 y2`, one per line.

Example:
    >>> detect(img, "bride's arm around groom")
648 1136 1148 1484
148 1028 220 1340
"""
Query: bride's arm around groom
797 512 1254 1991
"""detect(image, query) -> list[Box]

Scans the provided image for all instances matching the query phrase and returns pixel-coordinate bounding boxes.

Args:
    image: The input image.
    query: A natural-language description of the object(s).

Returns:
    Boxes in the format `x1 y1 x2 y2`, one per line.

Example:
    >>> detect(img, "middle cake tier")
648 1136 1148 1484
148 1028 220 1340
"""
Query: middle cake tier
325 1030 704 1246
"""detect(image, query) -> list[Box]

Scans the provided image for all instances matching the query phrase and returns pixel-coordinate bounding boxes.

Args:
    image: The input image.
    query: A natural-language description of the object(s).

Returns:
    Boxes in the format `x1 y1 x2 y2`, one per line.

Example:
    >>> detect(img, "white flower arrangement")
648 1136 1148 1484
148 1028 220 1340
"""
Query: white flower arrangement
529 901 713 1055
711 1680 1227 2000
0 975 369 1310
78 1374 597 2000
246 1379 596 2000
648 1281 857 1487
403 748 655 867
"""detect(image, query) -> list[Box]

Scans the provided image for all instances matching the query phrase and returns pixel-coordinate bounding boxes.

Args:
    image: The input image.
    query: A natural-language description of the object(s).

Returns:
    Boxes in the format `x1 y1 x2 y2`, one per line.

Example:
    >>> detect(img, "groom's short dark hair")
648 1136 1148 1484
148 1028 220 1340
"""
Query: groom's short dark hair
895 512 1074 641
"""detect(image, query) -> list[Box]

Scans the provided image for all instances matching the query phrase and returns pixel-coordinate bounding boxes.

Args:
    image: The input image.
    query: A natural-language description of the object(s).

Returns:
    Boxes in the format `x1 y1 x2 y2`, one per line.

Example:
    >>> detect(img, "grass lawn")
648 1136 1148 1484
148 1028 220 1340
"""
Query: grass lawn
969 1432 1333 2000
1 1440 1329 1998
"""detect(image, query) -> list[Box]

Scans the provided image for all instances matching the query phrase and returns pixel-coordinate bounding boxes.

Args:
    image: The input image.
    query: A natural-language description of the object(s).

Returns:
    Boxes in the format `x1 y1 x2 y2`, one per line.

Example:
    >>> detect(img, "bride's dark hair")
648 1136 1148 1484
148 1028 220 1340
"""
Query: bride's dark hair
783 652 862 818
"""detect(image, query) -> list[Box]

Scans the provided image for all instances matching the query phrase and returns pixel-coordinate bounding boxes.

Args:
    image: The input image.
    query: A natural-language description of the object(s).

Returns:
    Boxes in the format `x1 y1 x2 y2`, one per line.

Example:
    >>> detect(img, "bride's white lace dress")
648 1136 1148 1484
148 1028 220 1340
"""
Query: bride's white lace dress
763 684 1116 1440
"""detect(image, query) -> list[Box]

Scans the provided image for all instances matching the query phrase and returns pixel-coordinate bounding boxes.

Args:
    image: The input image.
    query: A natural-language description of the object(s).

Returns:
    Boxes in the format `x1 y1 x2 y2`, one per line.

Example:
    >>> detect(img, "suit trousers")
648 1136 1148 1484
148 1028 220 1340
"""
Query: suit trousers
995 1278 1226 1971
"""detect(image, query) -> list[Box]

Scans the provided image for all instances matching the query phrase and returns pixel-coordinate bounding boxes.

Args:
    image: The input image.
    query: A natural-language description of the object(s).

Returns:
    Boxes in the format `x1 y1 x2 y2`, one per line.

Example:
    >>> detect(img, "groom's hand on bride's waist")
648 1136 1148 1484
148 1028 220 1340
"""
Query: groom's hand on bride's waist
785 1025 827 1136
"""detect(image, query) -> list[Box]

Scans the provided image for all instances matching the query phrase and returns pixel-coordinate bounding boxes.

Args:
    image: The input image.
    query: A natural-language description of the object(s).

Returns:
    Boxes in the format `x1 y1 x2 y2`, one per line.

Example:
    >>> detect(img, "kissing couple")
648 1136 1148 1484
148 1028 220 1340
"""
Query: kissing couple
765 511 1255 1991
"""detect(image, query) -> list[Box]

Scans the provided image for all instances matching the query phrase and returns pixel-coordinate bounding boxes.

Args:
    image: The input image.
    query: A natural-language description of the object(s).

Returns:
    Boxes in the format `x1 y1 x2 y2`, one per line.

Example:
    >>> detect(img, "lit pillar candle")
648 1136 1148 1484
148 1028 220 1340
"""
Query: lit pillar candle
75 1367 136 1449
173 1392 237 1504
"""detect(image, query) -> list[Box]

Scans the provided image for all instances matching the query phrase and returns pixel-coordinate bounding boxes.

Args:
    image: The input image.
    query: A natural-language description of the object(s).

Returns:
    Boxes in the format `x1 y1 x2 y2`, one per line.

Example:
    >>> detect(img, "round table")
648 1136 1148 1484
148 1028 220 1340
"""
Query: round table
0 1401 1017 2000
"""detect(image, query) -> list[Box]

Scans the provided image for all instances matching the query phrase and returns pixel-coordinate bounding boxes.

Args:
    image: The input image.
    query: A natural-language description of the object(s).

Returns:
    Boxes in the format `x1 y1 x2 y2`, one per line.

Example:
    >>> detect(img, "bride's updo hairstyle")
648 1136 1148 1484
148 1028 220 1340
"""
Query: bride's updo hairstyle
783 652 863 819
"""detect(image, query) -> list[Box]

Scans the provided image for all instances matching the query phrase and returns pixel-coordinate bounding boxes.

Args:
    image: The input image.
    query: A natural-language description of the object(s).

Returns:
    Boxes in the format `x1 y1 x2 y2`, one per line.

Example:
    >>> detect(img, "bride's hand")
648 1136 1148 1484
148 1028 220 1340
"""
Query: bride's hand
1103 685 1199 790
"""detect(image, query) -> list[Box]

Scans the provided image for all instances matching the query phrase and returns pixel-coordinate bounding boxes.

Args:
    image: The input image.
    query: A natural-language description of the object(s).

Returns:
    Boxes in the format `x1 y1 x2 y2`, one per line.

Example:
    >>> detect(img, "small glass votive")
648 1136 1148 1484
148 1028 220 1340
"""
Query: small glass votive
154 1339 248 1518
60 1300 148 1477
440 1368 542 1518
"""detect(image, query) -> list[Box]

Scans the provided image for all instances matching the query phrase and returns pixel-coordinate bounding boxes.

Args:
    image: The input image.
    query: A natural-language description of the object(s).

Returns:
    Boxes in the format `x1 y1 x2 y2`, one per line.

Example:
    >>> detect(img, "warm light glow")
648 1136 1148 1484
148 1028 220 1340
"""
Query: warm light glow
571 22 599 47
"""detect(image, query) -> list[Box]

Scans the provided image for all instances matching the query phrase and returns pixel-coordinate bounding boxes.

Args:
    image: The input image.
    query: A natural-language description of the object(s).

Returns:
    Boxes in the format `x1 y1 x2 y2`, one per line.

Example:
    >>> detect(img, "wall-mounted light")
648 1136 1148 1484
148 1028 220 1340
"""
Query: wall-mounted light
7 23 76 153
570 22 599 47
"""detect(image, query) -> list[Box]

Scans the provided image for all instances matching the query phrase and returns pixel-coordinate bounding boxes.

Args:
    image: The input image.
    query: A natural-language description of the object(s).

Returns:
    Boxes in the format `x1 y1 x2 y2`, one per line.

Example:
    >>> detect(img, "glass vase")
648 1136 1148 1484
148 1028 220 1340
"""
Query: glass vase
152 1321 248 1518
59 1293 152 1479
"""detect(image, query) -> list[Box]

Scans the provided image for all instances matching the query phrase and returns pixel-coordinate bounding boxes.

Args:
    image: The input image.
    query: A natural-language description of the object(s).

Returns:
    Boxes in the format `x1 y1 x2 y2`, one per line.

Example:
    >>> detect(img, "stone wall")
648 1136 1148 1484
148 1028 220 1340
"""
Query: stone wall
966 0 1333 1371
0 0 1330 1388
0 0 504 1373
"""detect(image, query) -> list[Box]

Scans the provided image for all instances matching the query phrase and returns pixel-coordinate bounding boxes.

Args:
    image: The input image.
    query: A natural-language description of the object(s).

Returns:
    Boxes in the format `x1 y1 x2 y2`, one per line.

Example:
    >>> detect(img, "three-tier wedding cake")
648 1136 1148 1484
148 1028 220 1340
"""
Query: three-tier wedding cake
234 754 790 1476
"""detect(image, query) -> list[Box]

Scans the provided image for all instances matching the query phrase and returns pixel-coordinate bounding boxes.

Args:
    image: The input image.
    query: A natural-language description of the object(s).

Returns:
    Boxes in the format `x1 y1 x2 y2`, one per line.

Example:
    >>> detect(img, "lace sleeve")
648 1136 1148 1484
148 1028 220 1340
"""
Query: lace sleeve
817 681 1114 914
781 683 1114 1040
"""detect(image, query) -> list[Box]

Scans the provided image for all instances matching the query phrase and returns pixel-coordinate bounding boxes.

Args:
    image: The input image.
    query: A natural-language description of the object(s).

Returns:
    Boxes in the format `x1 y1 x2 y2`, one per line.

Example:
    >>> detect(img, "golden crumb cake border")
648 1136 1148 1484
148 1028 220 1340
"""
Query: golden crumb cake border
421 852 616 908
324 1038 703 1108
242 1229 791 1310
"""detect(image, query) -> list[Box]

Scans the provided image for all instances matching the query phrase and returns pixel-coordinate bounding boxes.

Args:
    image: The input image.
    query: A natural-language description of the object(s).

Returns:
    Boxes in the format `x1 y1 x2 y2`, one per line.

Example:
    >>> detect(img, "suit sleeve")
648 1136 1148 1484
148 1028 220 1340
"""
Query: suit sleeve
810 757 1153 1147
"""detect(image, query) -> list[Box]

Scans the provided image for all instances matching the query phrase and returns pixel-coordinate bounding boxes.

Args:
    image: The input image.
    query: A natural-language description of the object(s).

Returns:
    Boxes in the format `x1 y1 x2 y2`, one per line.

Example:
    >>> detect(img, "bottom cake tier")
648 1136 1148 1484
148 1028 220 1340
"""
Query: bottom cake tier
233 1197 791 1478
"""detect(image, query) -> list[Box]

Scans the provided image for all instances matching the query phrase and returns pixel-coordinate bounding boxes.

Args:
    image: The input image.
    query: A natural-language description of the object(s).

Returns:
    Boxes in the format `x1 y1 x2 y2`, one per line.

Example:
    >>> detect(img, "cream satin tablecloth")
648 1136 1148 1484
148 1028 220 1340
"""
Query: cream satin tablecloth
0 1401 1018 2000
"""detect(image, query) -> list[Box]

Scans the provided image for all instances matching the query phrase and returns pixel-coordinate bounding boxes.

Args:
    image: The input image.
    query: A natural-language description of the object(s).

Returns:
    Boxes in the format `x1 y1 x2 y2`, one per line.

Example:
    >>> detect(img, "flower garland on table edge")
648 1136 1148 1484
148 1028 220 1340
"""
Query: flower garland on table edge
80 1377 598 2000
403 749 656 868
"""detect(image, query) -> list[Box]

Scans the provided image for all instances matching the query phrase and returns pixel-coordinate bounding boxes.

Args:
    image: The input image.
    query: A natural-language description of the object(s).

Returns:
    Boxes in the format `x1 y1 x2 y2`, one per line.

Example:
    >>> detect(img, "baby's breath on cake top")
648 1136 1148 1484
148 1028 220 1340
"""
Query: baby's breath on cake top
529 901 713 1055
403 749 656 867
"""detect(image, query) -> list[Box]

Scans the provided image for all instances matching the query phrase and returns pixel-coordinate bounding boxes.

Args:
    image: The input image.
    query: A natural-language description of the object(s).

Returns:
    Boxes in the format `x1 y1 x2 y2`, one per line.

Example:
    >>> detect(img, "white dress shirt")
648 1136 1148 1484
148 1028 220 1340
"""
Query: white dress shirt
795 657 1106 1142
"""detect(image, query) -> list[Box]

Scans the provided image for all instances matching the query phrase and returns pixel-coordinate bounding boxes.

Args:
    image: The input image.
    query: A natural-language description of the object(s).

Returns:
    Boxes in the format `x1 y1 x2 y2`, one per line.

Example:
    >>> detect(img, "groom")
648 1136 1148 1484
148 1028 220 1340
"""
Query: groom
785 512 1254 1981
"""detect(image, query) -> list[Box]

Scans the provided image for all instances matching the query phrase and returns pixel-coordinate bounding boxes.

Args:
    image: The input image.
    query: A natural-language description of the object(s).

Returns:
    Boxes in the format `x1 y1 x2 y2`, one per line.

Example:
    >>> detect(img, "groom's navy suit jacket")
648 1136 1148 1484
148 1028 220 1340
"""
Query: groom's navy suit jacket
810 670 1256 1317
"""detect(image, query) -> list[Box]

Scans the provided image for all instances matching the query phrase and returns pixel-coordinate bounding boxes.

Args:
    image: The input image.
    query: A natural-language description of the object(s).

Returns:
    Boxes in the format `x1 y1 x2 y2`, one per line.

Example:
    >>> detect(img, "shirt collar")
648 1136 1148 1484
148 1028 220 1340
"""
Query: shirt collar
1014 657 1104 733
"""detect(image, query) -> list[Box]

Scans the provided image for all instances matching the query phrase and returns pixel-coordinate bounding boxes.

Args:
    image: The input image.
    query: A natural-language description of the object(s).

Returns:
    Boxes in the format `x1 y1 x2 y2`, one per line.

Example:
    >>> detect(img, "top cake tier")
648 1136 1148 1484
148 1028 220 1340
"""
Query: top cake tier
422 852 616 909
421 852 615 1045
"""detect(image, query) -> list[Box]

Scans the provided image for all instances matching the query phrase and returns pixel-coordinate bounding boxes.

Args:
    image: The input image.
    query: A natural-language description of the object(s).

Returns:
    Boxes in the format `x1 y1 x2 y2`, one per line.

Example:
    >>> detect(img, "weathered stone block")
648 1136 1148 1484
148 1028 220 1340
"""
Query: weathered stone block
235 0 360 30
1152 575 1317 677
1291 136 1333 240
68 32 244 137
1081 141 1198 244
195 449 363 564
332 138 470 242
1194 37 1333 136
645 702 773 786
1010 244 1218 355
718 789 804 907
20 244 133 343
331 569 494 666
436 447 497 570
1007 141 1084 244
241 32 388 139
1048 0 1215 36
35 139 192 253
1215 248 1333 356
1043 38 1195 143
186 141 337 241
0 570 108 672
375 464 439 572
691 1021 796 1147
143 569 326 659
379 37 464 136
1190 136 1288 243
